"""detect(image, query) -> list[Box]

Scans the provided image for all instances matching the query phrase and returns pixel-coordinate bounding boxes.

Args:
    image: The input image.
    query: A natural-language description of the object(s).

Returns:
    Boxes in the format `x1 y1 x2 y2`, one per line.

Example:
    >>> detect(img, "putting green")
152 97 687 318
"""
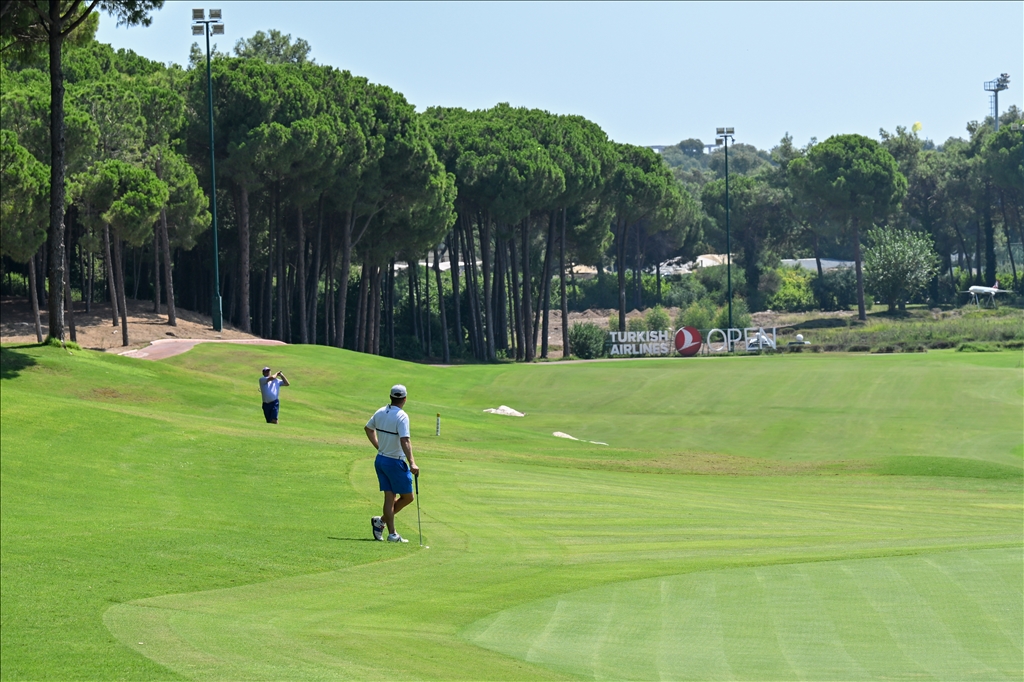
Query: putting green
2 344 1022 680
465 548 1022 680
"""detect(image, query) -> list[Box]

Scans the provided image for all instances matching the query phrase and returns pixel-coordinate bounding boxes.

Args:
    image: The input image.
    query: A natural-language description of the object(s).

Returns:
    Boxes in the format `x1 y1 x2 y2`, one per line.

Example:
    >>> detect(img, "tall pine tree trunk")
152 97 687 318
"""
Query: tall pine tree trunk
460 215 481 359
479 213 495 361
853 218 866 321
103 224 119 326
86 249 93 313
984 191 996 287
63 219 76 342
494 235 507 352
371 265 381 356
296 206 308 343
152 224 161 314
80 238 88 313
236 185 250 332
509 236 523 360
325 232 334 345
560 208 569 358
28 251 43 342
388 259 396 357
355 260 368 353
158 206 177 326
112 234 130 346
335 209 354 348
974 218 983 285
537 212 555 357
285 262 295 343
433 246 450 363
408 260 420 349
998 191 1018 287
275 186 285 340
46 2 67 341
422 257 431 356
449 231 462 351
615 220 627 332
308 195 323 343
521 217 534 361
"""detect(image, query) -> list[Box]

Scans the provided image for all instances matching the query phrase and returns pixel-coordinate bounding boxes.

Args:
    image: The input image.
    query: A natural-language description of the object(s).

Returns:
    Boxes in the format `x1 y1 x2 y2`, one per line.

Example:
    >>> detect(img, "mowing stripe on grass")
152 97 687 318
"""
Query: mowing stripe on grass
464 549 1022 681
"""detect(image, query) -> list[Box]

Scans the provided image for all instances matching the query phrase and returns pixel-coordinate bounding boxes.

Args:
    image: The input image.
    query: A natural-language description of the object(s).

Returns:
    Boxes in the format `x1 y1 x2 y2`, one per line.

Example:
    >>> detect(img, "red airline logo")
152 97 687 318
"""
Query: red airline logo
675 327 703 356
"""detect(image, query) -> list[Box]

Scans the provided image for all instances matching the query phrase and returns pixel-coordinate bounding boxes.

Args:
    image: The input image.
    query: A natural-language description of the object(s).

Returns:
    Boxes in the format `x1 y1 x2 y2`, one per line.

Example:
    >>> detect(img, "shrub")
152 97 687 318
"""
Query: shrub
713 298 751 329
568 322 607 359
766 267 815 312
627 316 647 332
812 267 858 311
645 305 671 331
957 342 1002 353
676 299 717 330
694 265 746 306
662 275 707 308
863 226 939 312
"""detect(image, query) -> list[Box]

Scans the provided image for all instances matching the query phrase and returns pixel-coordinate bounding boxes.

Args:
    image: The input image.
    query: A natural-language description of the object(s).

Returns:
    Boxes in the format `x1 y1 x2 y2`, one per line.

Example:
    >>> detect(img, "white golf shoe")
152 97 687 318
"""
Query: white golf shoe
371 516 384 541
387 533 408 543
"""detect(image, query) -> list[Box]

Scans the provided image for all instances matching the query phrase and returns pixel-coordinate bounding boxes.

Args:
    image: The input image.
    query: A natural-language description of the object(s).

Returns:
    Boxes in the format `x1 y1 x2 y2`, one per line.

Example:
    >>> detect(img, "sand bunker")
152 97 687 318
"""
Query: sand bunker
483 406 526 417
553 432 608 446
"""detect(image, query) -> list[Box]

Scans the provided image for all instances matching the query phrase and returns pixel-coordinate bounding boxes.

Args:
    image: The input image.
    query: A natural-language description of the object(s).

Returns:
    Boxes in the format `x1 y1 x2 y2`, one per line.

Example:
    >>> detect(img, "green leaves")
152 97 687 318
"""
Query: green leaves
864 226 939 311
74 159 167 245
790 134 907 225
0 130 49 263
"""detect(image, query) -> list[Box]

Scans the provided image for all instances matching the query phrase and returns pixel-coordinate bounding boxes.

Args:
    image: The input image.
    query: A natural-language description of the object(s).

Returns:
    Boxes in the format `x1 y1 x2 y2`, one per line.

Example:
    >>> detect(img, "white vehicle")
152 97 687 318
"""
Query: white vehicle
745 329 775 351
962 281 1011 307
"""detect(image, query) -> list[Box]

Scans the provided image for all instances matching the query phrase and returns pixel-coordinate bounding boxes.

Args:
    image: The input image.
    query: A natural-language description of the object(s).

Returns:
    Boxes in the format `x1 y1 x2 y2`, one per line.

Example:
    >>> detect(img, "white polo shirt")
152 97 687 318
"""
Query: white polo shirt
366 404 410 459
259 376 282 403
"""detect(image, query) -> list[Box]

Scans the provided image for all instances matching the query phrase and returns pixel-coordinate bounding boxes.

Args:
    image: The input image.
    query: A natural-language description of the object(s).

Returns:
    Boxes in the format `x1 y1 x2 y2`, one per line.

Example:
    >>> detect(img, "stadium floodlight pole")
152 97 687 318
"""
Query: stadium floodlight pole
716 127 735 338
983 74 1010 131
192 9 225 331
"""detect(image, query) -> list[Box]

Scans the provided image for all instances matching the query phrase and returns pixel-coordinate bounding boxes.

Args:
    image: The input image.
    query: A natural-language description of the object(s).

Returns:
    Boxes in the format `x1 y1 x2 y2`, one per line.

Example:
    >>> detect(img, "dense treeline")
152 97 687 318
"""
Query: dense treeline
662 116 1024 318
2 11 1021 361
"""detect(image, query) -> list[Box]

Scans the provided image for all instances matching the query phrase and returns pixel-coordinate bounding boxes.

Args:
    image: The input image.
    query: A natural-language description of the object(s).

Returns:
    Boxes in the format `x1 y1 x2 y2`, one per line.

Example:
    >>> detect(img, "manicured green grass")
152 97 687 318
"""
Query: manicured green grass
1 343 1021 680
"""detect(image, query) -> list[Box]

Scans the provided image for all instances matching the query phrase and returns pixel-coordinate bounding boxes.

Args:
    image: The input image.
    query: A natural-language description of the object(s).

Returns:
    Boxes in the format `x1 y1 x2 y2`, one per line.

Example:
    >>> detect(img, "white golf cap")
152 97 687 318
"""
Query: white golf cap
390 384 407 399
262 366 271 372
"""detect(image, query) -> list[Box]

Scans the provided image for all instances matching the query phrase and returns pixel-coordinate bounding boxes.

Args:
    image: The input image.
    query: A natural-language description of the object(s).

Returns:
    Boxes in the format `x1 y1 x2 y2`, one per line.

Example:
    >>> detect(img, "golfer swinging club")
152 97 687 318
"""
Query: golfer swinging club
259 366 289 424
365 384 419 543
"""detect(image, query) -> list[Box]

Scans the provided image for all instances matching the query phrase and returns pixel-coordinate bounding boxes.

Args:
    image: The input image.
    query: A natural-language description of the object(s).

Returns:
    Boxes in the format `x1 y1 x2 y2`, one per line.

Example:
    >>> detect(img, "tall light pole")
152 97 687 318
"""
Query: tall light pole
984 73 1010 131
192 9 224 331
716 127 735 333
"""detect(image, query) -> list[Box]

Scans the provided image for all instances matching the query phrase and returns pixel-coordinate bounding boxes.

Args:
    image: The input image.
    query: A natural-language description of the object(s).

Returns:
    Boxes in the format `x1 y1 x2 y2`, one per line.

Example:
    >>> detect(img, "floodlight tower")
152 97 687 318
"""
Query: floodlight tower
192 9 225 331
984 73 1010 131
715 127 735 335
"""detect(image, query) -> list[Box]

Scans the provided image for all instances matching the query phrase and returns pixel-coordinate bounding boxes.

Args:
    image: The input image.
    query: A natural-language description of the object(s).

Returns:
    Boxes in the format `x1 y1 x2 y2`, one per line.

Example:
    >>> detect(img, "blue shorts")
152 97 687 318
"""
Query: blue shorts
375 454 413 495
262 399 279 422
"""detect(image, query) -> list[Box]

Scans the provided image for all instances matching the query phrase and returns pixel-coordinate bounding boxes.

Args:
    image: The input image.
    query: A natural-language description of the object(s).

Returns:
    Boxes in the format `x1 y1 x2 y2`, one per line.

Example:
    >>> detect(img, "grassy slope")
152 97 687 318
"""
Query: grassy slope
1 344 1021 680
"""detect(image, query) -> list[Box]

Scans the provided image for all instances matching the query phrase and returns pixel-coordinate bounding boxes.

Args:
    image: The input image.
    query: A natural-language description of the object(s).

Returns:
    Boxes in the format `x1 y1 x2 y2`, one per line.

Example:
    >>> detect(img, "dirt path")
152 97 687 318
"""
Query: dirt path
1 297 274 359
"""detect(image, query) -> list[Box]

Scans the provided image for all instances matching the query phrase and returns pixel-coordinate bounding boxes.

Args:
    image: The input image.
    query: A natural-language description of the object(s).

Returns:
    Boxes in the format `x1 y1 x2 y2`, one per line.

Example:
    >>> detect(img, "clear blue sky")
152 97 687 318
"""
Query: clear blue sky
96 1 1023 152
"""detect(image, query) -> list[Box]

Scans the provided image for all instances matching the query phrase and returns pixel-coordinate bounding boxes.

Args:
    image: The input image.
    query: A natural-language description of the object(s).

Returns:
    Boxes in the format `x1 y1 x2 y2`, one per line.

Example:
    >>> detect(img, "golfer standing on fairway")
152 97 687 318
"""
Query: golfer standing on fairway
259 366 289 424
365 384 419 543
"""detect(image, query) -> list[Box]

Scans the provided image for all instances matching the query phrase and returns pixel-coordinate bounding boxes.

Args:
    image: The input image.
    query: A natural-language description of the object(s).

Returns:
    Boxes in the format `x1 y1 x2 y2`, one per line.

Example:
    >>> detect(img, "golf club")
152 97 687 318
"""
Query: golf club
414 473 423 546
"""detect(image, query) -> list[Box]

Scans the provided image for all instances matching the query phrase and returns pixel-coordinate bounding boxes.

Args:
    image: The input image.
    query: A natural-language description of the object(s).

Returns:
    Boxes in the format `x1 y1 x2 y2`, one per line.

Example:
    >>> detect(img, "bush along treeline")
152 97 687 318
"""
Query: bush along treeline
2 7 1022 361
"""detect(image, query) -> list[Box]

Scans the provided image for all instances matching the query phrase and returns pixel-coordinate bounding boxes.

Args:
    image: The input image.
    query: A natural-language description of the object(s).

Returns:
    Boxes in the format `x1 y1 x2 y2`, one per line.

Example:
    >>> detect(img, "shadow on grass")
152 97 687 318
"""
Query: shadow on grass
0 345 38 380
327 536 378 542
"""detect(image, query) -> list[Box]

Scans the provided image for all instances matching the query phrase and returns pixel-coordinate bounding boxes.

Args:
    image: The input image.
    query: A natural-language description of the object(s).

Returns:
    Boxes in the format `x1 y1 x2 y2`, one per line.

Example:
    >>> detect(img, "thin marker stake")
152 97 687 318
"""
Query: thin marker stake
436 413 441 436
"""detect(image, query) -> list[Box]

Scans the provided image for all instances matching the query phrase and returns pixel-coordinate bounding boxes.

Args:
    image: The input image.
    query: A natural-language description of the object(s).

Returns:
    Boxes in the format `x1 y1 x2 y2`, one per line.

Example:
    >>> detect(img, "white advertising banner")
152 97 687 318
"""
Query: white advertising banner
607 327 777 357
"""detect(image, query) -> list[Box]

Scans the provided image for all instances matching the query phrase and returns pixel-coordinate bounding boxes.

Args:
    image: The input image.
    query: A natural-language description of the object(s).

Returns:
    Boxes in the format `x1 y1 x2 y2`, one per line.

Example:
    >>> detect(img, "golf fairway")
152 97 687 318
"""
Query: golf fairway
2 343 1022 680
